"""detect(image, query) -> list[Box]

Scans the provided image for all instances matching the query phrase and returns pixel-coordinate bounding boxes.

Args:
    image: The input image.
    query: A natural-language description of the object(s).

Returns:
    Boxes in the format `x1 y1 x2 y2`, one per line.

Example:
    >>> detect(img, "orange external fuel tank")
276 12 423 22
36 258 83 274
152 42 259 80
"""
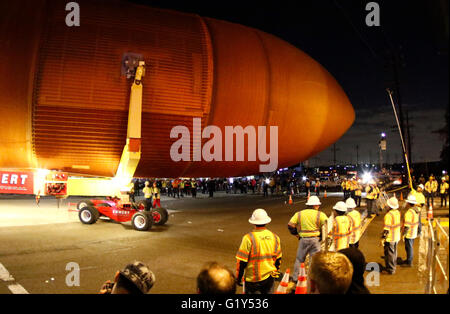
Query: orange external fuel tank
0 0 355 178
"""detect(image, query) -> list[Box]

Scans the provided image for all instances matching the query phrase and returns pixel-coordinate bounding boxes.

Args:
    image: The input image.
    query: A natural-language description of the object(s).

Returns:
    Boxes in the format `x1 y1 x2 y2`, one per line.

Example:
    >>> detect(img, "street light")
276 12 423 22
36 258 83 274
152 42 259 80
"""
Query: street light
379 132 387 172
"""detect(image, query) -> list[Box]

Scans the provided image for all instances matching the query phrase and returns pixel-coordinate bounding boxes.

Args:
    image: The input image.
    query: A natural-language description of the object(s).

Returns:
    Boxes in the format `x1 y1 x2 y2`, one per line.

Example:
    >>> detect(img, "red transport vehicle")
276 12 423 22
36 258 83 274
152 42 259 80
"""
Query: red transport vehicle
77 197 168 231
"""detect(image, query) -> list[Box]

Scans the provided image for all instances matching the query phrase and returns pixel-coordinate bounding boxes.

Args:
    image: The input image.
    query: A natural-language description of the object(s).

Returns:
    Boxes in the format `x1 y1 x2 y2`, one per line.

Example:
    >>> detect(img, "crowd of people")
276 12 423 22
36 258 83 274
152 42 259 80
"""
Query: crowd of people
99 172 448 295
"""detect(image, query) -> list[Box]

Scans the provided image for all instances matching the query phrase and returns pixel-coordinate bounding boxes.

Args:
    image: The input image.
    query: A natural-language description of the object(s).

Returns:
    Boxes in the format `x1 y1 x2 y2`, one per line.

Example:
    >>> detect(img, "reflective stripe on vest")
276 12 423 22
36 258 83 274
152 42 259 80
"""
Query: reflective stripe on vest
247 231 278 282
404 208 419 238
385 210 401 242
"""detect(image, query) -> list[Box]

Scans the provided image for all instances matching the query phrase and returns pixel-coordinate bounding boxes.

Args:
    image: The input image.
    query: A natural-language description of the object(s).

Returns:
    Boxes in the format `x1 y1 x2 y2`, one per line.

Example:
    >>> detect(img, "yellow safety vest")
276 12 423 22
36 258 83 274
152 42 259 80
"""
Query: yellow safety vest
143 186 152 199
347 210 362 244
425 180 438 193
345 181 352 190
332 215 352 251
404 207 420 239
151 186 160 199
235 228 282 282
355 185 362 196
384 209 401 242
440 182 449 194
288 209 328 238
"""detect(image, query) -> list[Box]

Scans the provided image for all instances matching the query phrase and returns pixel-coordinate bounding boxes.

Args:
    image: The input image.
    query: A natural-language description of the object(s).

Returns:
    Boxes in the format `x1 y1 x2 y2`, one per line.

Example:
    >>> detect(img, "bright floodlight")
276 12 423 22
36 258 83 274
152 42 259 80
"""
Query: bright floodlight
381 132 386 137
265 178 270 184
302 176 307 181
362 172 372 184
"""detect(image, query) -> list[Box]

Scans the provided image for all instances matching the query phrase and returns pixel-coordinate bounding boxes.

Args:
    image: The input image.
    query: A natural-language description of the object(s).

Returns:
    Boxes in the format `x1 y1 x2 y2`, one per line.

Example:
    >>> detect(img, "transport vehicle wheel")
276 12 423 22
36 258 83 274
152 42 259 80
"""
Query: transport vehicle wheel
152 208 168 225
132 212 153 231
79 206 99 224
77 200 94 210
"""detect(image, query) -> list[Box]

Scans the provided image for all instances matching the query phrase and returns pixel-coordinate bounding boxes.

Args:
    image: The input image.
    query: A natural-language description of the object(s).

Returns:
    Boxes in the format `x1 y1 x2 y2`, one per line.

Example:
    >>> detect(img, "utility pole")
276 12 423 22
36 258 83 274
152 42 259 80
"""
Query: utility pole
333 144 340 168
356 145 359 166
406 110 412 164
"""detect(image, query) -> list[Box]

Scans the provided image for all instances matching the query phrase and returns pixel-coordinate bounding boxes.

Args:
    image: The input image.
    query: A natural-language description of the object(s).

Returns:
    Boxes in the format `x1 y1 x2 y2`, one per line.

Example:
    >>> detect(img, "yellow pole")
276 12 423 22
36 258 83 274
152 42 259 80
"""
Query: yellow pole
386 89 413 190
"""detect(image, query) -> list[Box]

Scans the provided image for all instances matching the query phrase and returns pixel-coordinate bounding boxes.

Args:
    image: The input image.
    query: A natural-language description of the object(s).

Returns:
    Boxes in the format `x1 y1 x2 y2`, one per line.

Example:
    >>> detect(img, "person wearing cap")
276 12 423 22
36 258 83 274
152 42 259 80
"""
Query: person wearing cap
287 195 328 280
381 197 401 274
142 181 153 211
235 208 282 294
341 178 348 200
424 175 438 208
410 184 426 238
99 261 155 294
330 201 352 251
402 194 421 267
151 182 161 208
346 198 362 249
365 180 379 216
439 177 449 208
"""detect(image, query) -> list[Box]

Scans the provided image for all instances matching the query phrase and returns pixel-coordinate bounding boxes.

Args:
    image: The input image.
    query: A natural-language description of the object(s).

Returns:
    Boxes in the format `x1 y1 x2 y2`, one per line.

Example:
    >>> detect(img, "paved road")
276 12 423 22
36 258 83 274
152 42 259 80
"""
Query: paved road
0 192 447 294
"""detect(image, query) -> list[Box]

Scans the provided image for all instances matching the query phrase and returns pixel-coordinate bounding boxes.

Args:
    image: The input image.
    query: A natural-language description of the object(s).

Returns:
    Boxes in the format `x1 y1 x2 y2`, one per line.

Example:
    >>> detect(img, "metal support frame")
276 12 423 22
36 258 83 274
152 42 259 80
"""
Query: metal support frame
66 61 145 197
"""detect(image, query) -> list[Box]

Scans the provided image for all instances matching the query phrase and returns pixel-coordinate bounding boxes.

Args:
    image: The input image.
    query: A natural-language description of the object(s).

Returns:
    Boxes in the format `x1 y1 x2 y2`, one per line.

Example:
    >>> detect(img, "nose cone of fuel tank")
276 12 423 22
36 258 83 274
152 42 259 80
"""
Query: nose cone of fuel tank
181 18 355 177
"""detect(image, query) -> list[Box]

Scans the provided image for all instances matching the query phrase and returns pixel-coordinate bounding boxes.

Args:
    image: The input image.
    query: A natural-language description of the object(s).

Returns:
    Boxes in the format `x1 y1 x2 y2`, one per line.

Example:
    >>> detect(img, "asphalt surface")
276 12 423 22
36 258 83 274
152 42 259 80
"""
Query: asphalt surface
0 192 448 294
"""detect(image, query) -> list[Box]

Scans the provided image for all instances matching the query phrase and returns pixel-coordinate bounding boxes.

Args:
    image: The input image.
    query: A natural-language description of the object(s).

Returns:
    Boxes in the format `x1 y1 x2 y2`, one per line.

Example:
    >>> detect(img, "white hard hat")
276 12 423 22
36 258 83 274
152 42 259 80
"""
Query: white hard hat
145 181 150 186
345 198 357 209
387 197 399 209
248 208 271 225
405 194 417 205
306 195 321 206
333 201 348 213
418 184 424 190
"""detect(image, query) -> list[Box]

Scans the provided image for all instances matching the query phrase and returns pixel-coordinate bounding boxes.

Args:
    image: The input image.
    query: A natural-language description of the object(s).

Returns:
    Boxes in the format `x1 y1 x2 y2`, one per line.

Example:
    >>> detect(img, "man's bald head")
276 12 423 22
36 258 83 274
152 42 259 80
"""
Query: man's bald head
197 262 236 294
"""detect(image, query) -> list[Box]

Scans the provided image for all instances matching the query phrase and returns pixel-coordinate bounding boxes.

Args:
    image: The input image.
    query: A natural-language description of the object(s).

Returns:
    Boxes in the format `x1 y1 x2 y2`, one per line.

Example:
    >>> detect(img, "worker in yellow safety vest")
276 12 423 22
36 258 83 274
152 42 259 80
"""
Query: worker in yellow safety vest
381 197 401 274
365 180 379 216
346 198 362 249
345 179 352 200
151 182 161 208
424 175 438 208
349 178 357 200
236 209 282 294
287 195 328 280
142 181 152 211
439 178 449 208
354 180 362 207
330 201 352 251
341 179 348 200
401 194 421 267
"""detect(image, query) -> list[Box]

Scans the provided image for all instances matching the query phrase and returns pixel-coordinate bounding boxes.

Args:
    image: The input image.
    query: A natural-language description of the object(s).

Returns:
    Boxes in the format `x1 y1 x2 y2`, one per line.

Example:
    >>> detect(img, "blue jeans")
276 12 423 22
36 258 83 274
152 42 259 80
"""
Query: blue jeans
293 237 321 279
404 238 415 265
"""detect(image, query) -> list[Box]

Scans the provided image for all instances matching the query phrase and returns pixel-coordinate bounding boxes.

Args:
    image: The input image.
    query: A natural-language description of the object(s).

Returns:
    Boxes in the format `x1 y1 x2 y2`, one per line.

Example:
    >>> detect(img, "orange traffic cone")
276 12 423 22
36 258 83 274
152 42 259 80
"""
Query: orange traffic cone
242 279 245 294
307 190 310 201
324 190 327 198
427 204 433 220
400 192 403 201
295 263 307 294
289 195 293 205
275 269 290 294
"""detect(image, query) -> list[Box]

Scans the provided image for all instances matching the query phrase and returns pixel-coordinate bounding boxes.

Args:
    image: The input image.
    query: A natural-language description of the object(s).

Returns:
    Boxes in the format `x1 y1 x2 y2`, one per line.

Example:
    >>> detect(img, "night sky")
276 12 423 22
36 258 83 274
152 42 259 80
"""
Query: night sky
131 0 449 166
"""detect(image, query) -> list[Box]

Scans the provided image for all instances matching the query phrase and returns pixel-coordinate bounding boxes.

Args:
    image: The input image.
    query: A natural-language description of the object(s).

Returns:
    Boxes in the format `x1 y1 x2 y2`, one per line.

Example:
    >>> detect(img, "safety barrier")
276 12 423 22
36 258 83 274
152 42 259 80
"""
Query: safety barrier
423 219 449 294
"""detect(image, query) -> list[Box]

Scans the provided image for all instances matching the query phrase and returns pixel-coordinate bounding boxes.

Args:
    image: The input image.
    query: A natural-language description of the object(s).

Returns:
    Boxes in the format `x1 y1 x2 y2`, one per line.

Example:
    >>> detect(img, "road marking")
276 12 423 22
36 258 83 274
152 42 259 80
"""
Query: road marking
0 262 29 294
0 263 14 281
7 284 29 294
